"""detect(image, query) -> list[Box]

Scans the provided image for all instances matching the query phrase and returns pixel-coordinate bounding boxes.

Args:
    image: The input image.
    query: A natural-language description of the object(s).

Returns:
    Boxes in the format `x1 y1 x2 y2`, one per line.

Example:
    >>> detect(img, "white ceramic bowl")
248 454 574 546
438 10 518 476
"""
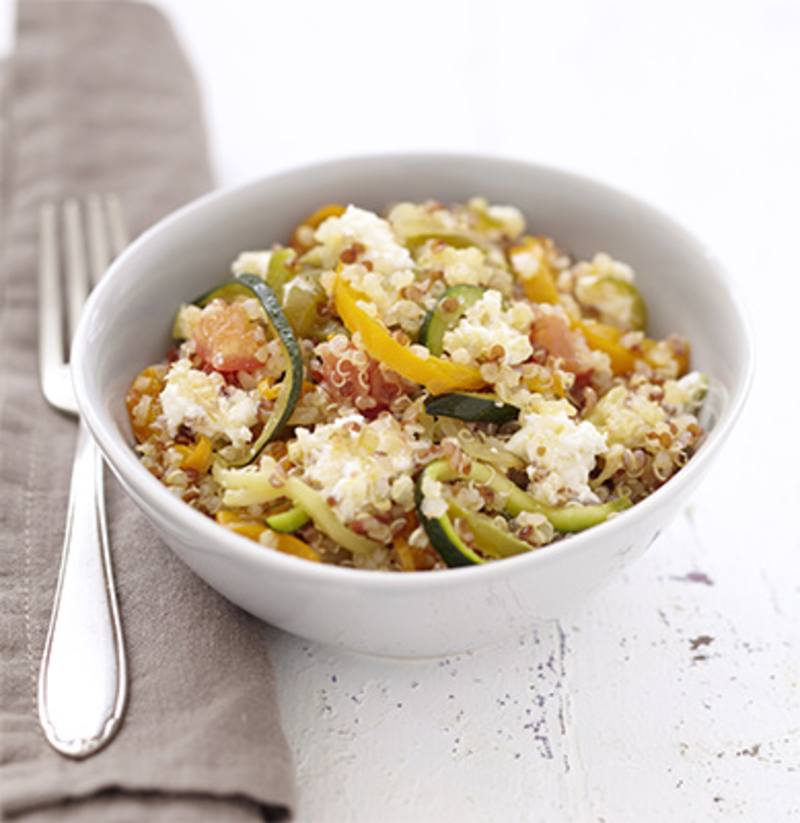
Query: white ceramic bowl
72 154 753 657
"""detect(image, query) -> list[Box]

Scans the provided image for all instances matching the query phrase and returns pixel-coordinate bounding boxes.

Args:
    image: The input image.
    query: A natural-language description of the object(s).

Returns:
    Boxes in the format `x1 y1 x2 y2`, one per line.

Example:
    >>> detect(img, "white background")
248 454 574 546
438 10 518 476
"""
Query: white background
5 2 799 820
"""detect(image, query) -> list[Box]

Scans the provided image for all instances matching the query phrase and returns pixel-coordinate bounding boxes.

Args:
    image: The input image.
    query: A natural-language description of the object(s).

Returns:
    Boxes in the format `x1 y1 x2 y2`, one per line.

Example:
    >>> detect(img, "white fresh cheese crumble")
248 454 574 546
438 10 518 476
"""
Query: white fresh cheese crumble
589 373 706 451
509 248 543 278
506 398 607 506
315 205 424 332
315 205 413 276
443 289 534 367
573 253 636 294
230 249 273 278
415 243 514 296
664 372 709 415
160 358 259 448
288 412 427 521
482 202 526 236
573 253 638 326
387 198 526 243
419 474 448 520
589 385 665 449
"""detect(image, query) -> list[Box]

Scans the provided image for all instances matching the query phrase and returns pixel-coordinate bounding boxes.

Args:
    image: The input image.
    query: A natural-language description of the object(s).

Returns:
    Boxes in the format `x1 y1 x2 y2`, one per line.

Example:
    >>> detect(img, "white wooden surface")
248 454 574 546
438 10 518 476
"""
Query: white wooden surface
153 1 799 819
8 1 795 819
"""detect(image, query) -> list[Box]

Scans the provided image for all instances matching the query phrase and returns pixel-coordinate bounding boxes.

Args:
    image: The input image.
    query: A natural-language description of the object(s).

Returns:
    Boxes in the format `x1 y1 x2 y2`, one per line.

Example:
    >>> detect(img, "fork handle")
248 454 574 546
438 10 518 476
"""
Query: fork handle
38 421 127 758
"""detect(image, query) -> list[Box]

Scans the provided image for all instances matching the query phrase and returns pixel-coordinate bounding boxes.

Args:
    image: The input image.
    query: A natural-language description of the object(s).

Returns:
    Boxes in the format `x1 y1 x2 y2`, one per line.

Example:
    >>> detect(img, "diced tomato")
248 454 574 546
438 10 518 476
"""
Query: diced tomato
312 334 415 417
193 300 267 373
531 312 593 374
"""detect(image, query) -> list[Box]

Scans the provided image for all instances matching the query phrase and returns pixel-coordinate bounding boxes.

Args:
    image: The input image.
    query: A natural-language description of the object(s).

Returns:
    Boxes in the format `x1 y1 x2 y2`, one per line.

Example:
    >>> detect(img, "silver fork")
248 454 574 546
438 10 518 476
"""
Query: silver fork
37 194 129 759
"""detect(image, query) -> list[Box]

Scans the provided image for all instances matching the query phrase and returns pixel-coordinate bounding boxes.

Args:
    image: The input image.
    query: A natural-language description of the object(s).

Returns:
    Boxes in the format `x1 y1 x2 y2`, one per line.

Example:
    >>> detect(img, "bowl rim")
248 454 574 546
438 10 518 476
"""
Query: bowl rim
72 151 756 593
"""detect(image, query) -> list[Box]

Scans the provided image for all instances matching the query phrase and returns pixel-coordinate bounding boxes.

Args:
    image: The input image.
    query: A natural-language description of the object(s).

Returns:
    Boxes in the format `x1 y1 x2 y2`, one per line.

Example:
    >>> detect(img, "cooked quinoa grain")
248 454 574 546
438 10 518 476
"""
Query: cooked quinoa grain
127 199 709 570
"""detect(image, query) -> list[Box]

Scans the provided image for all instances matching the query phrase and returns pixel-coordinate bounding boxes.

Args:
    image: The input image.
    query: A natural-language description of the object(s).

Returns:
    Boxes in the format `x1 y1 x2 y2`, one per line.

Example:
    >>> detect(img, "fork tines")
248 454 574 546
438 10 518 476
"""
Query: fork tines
38 194 129 414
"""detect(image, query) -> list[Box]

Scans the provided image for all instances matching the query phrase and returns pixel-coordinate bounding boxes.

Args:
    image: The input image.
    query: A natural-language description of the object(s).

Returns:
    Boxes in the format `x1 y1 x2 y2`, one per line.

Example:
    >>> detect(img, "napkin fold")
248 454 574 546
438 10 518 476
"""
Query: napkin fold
0 2 296 820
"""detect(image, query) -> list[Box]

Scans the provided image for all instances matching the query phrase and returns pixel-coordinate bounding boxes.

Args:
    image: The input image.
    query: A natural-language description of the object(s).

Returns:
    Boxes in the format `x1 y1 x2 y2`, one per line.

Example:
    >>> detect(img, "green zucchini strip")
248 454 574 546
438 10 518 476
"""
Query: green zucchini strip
265 505 311 533
215 459 383 556
414 460 527 567
424 392 520 424
264 247 297 296
416 495 484 568
192 279 253 308
433 459 631 532
448 501 534 560
416 459 631 567
195 273 304 467
419 284 485 356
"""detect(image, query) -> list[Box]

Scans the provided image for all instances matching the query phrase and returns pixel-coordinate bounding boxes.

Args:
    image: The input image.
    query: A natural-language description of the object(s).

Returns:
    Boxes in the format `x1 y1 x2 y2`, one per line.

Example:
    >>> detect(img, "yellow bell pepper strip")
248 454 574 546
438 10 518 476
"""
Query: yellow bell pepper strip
507 239 687 376
291 203 347 252
574 318 690 377
216 509 268 541
508 236 562 305
332 274 487 395
215 510 320 561
573 318 640 376
215 457 384 557
182 435 213 473
393 534 420 572
267 531 321 562
509 245 689 376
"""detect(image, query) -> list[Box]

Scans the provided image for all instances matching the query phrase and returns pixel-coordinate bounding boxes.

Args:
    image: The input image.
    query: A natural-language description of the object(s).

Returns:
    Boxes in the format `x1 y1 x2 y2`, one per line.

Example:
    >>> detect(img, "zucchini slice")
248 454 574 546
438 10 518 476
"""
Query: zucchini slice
419 284 485 356
265 504 310 533
192 279 253 309
414 460 533 567
576 276 648 332
449 501 535 560
424 392 520 424
195 273 304 467
264 247 298 296
416 495 485 567
415 459 631 567
215 458 384 557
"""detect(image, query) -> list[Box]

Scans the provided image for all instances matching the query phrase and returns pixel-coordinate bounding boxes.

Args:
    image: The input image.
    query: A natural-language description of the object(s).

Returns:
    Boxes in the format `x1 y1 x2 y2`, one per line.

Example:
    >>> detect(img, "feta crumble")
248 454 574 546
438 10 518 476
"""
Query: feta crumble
160 358 259 448
443 289 534 367
288 412 431 522
506 398 607 505
315 205 414 276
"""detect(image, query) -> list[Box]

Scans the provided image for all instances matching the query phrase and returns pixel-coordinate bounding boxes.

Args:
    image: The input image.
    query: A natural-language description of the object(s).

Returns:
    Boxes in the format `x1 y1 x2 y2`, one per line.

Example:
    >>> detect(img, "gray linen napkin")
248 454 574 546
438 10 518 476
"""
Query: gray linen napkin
0 2 296 820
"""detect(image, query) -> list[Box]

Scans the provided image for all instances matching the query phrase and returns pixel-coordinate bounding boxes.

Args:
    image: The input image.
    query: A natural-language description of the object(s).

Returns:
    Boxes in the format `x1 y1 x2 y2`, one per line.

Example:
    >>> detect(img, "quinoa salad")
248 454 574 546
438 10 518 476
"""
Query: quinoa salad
126 198 708 571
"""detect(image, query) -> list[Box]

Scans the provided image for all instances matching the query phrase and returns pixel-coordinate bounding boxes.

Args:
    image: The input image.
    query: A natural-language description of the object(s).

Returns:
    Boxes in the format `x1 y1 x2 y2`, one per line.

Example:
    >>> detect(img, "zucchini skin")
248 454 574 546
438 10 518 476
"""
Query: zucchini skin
265 505 310 533
424 392 520 424
413 474 483 567
415 459 631 567
193 273 304 467
419 284 485 356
